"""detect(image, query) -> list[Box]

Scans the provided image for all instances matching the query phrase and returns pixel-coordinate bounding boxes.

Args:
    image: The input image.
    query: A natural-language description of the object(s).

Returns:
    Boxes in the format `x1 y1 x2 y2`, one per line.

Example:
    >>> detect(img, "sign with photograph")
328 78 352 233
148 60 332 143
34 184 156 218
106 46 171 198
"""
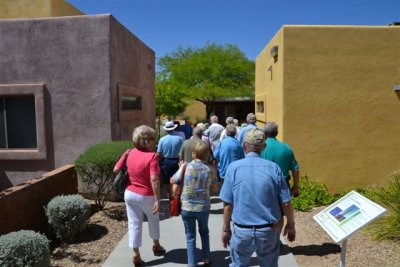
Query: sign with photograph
313 191 386 243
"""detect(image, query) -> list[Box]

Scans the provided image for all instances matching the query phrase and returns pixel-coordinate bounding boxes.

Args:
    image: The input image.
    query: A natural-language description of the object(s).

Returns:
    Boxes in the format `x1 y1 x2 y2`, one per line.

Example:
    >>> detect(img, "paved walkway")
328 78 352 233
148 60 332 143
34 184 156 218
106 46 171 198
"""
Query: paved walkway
103 197 298 267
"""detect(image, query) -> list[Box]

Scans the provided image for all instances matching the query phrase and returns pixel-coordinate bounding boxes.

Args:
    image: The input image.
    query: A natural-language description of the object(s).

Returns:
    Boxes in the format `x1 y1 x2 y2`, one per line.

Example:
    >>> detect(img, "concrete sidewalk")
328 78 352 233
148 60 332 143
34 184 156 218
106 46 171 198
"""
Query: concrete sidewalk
103 197 298 267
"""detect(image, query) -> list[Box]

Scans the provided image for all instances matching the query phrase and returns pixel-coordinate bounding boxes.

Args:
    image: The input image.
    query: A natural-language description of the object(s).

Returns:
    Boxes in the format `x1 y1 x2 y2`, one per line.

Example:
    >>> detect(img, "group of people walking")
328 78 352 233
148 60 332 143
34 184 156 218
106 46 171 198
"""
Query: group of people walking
114 112 300 267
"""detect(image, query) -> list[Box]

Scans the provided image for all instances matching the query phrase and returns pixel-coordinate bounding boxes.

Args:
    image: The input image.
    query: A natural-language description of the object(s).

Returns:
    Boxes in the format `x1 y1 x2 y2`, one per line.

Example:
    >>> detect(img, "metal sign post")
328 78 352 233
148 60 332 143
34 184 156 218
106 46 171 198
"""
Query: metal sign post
339 239 348 267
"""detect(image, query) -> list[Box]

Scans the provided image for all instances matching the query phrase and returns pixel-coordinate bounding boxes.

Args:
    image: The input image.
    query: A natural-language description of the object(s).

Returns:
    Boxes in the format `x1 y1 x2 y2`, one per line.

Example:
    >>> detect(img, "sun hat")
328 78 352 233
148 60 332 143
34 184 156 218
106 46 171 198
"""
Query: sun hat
163 121 178 131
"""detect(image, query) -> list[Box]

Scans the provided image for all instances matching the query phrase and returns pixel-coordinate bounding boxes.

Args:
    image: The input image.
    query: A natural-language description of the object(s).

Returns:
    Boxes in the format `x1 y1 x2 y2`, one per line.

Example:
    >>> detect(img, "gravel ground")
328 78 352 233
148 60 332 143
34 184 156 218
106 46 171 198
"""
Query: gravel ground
50 201 400 267
290 206 400 267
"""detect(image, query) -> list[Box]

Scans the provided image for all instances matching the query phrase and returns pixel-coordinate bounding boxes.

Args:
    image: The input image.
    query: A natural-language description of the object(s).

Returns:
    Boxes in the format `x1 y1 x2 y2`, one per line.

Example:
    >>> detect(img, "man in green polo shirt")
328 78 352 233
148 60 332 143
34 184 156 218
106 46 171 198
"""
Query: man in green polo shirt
261 122 300 197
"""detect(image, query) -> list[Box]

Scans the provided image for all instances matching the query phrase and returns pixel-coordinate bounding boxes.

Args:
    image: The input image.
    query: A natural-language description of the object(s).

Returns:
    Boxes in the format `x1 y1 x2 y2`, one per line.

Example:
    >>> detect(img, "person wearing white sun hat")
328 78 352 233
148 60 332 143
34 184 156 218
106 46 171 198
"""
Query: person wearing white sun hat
157 121 184 197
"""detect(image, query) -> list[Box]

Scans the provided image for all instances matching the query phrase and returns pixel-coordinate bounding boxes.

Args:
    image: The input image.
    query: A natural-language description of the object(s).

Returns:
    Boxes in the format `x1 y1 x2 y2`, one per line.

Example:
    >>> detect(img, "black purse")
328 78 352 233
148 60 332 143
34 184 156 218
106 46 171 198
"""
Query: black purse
113 149 131 198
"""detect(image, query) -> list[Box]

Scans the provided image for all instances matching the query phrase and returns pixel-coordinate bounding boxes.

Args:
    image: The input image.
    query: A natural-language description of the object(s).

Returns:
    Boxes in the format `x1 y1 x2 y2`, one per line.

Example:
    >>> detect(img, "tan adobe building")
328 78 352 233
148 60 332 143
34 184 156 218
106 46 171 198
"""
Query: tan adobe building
255 25 400 192
0 0 83 19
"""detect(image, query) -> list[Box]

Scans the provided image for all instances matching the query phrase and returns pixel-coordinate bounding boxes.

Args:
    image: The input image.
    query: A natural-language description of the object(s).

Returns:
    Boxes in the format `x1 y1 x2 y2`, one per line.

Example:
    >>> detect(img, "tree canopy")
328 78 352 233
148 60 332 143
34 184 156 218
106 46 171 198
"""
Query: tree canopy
155 73 187 118
156 43 255 116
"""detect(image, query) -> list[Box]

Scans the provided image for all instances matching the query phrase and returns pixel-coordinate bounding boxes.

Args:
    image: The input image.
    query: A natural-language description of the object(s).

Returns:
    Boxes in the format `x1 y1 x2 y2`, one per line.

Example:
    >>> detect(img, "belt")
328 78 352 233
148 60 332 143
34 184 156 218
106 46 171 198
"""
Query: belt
164 157 179 160
234 222 275 229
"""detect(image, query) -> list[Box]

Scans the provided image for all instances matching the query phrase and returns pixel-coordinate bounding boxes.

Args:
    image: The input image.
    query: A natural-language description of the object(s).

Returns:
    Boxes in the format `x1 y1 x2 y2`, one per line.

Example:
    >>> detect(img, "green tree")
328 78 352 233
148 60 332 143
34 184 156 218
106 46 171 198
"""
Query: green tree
157 43 255 117
156 73 187 118
155 73 188 139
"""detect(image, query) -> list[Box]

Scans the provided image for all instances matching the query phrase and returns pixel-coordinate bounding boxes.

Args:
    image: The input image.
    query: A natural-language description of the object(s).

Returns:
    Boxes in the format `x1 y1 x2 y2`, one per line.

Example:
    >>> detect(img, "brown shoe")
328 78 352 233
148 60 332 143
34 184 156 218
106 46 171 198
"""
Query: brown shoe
152 244 166 256
133 255 145 267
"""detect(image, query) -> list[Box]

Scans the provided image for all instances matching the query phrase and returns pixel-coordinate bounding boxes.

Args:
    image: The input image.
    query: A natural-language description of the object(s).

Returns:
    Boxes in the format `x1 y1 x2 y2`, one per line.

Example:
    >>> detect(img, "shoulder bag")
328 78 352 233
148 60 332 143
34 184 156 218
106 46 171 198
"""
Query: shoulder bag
113 149 132 198
169 163 187 216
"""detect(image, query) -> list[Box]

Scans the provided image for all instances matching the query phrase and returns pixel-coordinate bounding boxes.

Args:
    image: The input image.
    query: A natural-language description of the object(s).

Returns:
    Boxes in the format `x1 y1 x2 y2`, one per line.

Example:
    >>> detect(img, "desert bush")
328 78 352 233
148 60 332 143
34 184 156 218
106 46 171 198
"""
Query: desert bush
45 194 90 243
291 175 336 211
75 141 132 209
365 173 400 241
0 230 50 267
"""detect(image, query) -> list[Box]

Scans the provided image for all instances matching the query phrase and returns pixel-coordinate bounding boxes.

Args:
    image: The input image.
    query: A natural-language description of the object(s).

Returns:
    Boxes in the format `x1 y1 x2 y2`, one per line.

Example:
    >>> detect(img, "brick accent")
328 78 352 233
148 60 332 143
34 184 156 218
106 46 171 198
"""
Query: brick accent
0 165 78 235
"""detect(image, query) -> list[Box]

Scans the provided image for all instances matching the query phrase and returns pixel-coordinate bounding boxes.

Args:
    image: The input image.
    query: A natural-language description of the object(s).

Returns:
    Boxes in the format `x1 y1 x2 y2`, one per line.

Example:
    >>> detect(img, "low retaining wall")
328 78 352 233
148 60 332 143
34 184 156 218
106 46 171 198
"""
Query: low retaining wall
0 165 78 235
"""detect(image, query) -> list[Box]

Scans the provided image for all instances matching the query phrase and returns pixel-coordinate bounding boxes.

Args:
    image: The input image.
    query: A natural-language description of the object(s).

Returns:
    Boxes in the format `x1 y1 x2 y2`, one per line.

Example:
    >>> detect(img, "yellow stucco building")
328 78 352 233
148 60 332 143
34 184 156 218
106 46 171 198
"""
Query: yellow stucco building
256 25 400 192
0 0 82 19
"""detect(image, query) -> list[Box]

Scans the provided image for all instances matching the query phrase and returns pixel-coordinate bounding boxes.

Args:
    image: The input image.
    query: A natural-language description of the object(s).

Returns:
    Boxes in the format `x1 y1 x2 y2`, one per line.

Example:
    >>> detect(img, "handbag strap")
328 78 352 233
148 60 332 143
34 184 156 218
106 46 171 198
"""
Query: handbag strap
122 149 132 169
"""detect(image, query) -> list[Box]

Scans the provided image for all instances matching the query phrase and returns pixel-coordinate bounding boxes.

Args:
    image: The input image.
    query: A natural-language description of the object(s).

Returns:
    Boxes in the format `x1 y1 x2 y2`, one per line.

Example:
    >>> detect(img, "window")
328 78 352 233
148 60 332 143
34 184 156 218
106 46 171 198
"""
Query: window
1 96 37 149
257 101 264 113
121 95 141 110
117 83 144 122
0 84 46 160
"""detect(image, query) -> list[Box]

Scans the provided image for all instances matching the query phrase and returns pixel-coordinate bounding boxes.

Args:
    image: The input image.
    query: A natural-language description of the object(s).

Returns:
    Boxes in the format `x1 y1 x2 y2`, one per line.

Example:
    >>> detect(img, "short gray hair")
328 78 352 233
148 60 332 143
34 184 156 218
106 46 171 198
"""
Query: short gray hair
225 124 237 137
210 115 219 123
197 123 206 131
264 122 278 138
192 126 203 138
132 125 156 150
225 116 234 125
246 113 256 124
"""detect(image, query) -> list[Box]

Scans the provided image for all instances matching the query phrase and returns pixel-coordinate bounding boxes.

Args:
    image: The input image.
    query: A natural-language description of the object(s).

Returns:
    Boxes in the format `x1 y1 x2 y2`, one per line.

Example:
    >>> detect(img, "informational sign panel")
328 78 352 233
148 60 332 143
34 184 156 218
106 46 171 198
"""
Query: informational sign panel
313 191 386 243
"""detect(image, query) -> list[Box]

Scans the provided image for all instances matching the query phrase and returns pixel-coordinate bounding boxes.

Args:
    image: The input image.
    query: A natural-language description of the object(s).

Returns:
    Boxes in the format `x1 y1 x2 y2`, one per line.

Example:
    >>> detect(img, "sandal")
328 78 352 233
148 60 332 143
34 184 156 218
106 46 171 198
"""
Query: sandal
152 244 166 256
204 259 212 267
133 255 145 267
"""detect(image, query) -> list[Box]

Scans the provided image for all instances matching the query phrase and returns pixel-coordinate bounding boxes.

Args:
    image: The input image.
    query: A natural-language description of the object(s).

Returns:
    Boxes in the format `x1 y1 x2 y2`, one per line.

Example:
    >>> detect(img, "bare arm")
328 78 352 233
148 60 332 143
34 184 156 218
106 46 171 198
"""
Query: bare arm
291 169 300 197
282 202 296 242
151 174 161 214
221 202 233 248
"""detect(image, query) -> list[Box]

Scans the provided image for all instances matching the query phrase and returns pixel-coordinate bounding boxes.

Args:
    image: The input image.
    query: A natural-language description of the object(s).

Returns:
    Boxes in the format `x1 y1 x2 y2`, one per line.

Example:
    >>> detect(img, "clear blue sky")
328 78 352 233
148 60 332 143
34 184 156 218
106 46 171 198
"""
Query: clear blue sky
68 0 399 61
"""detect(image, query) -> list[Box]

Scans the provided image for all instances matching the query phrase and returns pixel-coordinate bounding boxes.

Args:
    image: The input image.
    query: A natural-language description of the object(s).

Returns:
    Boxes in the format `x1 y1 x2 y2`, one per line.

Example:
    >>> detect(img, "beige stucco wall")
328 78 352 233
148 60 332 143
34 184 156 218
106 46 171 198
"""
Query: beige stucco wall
255 29 285 138
0 0 83 19
184 100 207 123
256 25 400 192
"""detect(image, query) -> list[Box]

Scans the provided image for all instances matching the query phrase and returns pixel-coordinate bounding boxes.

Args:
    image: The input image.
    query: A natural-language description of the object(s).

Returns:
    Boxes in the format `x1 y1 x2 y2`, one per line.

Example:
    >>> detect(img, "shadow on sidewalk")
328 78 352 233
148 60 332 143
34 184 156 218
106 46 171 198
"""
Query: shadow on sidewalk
145 248 231 266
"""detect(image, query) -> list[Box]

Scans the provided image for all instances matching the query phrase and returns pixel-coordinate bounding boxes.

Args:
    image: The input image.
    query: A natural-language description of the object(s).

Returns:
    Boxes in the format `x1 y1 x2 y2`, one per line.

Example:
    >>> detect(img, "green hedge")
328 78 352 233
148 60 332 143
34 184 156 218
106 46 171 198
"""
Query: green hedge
291 176 336 212
75 141 132 209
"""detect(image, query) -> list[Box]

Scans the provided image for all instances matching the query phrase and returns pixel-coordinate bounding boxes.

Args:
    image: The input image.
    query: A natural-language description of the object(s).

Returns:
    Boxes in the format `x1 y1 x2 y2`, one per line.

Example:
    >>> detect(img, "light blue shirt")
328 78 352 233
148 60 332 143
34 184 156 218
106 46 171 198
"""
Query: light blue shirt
213 136 245 179
237 124 257 145
157 134 183 158
219 152 291 225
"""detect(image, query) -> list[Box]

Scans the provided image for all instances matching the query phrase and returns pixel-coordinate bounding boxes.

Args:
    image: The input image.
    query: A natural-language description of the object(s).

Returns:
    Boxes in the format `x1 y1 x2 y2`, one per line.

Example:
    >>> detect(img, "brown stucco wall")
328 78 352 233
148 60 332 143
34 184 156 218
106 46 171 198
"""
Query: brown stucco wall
109 16 156 140
0 15 155 188
0 165 77 235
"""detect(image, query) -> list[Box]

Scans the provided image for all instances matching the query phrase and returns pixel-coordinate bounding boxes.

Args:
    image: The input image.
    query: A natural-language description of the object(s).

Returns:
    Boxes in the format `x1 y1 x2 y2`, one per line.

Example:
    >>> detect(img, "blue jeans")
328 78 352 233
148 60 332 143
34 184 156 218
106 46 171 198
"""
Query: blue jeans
229 224 280 267
181 210 210 267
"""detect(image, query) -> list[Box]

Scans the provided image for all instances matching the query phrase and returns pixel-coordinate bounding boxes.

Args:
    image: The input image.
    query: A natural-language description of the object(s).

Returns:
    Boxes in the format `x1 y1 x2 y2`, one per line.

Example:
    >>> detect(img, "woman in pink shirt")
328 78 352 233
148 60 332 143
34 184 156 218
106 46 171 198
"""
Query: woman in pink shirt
114 125 166 267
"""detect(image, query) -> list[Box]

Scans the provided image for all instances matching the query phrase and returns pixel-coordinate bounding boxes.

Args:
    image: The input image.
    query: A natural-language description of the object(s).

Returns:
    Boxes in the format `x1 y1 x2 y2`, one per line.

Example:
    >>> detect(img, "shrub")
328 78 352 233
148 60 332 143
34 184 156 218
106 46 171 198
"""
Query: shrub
0 230 50 267
75 141 132 209
364 173 400 241
45 194 91 243
291 175 336 211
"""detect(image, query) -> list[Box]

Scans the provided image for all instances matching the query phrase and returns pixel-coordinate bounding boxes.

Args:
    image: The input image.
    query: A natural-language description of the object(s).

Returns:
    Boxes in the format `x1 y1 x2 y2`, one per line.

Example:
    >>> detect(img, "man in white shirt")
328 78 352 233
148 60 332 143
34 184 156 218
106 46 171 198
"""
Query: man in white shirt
204 114 224 151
